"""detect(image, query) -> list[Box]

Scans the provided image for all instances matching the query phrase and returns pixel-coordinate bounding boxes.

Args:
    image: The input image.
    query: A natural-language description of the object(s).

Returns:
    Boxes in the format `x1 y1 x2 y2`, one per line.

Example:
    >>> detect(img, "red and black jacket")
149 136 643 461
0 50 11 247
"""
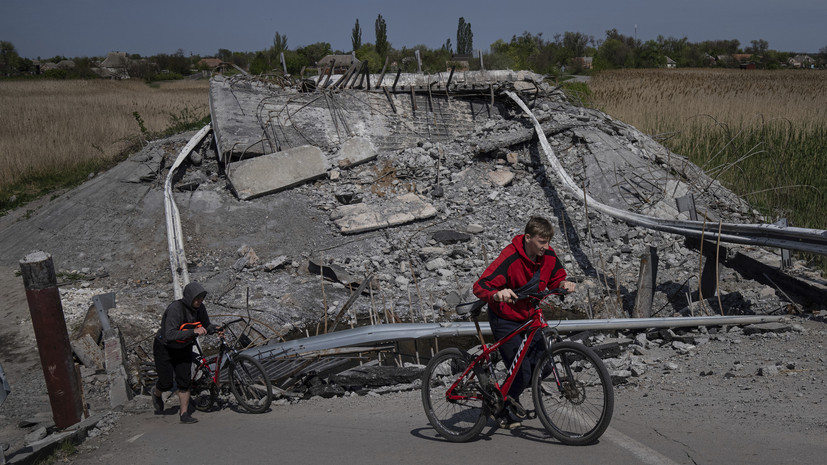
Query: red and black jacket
473 234 567 322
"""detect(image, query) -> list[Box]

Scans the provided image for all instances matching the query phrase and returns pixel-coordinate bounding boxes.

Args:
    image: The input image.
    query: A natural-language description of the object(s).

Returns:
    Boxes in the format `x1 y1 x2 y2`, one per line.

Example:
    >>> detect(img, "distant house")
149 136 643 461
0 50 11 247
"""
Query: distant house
788 54 815 68
96 52 130 79
732 53 753 63
198 57 223 69
56 60 76 70
316 54 359 74
197 57 234 75
573 57 593 70
665 56 677 69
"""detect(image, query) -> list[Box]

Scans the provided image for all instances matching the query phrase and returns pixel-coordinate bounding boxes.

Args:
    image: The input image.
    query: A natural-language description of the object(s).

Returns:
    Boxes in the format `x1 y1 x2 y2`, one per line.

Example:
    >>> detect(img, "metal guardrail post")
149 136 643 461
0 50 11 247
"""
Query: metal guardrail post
775 218 792 269
19 251 84 428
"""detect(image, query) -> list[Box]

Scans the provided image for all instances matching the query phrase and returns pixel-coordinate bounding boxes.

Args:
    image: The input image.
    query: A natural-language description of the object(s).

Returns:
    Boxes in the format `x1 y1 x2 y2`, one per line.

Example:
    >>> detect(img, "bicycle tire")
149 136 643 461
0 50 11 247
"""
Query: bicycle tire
229 354 273 413
191 365 217 412
421 348 488 442
531 341 614 445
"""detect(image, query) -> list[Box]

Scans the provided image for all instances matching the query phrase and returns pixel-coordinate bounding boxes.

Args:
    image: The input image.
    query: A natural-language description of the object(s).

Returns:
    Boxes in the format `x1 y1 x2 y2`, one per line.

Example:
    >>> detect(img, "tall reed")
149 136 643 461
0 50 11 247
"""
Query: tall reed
589 69 826 269
0 79 209 201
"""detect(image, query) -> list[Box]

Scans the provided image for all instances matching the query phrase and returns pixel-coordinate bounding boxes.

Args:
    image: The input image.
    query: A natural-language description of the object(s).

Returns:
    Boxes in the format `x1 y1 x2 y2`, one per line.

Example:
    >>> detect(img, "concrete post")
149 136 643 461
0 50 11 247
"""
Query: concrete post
19 251 84 429
633 247 658 318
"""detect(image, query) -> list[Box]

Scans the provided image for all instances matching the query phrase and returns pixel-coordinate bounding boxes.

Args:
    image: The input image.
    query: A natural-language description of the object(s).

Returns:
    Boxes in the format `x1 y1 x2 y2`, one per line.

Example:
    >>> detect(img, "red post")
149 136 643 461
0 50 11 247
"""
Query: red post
19 251 84 429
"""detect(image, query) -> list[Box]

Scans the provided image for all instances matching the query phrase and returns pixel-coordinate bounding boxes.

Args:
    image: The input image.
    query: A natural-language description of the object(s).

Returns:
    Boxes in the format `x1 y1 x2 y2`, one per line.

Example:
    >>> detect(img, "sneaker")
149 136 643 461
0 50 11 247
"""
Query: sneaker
152 393 164 415
498 413 522 430
507 398 528 420
179 412 198 424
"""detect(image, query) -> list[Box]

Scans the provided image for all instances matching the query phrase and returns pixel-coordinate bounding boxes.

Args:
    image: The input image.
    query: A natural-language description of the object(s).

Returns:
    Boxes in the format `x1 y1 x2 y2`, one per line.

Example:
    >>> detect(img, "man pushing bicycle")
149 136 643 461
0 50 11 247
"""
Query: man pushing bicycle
473 216 576 428
152 281 221 424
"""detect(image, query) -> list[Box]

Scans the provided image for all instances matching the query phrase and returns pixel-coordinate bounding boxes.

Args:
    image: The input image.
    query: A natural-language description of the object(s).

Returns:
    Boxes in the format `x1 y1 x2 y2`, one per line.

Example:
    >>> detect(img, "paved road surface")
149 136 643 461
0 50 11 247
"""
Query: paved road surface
65 389 823 465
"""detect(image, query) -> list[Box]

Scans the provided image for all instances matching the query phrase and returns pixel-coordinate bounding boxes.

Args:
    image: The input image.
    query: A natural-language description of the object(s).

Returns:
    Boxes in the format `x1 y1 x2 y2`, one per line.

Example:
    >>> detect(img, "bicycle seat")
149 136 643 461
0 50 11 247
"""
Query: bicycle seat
456 298 486 318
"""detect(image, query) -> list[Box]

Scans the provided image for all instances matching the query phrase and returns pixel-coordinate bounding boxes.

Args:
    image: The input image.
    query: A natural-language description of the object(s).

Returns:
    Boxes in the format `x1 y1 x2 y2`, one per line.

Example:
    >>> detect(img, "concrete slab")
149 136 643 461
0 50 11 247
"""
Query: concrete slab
330 193 437 234
228 145 329 200
334 137 378 169
70 335 104 371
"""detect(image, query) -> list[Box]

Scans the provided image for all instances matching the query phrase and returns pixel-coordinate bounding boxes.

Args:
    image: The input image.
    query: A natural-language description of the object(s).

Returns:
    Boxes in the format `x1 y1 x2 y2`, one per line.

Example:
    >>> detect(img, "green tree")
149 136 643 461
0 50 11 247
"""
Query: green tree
217 48 232 62
266 32 288 72
562 31 591 57
250 51 269 74
746 39 769 55
1 41 20 76
155 49 190 75
375 14 388 58
456 17 473 55
356 44 382 73
296 42 332 67
351 19 362 51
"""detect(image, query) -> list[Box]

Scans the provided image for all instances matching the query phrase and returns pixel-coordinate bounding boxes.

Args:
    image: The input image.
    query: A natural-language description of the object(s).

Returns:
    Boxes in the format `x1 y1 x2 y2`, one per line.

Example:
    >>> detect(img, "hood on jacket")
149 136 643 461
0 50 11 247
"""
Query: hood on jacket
182 282 208 309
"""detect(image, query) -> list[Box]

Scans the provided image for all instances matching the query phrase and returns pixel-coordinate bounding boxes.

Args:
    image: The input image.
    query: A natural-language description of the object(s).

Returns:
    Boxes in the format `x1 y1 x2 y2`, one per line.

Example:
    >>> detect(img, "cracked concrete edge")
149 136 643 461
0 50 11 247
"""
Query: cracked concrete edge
4 412 106 465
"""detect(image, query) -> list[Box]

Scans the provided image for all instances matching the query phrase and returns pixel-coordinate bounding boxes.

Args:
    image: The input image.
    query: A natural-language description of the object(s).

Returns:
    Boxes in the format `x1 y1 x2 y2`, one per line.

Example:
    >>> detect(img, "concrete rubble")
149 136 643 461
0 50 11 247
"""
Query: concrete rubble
2 69 826 460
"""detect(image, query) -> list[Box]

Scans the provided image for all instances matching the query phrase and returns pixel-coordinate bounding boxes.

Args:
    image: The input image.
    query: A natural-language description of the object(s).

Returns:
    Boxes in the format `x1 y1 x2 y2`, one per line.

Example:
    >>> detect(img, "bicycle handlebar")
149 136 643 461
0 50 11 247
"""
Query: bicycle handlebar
514 287 569 302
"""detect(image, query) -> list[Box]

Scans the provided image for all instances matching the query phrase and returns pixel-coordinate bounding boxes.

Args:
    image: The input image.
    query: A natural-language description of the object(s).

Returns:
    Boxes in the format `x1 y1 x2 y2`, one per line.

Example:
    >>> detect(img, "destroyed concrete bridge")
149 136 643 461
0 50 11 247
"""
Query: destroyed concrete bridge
154 68 827 393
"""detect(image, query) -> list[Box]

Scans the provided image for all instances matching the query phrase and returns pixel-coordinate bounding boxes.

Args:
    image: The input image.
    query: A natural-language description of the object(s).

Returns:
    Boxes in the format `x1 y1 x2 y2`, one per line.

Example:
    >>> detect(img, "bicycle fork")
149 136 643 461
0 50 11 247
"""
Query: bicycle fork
541 329 576 394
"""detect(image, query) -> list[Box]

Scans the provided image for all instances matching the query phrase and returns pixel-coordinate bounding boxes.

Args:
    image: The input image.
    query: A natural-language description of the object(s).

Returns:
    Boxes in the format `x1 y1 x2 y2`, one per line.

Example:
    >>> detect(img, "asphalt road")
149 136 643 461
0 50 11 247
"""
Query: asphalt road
65 389 825 465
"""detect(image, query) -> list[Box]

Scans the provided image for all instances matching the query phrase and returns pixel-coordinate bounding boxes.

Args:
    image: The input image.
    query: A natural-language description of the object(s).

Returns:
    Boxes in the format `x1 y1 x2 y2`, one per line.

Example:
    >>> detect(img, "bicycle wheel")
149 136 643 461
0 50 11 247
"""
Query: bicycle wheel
191 365 217 412
421 348 488 442
531 341 614 445
229 354 273 413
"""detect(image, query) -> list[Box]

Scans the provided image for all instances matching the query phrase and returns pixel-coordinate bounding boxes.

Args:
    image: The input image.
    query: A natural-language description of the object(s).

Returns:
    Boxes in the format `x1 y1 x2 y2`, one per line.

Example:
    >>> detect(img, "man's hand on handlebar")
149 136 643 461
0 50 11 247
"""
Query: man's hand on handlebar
194 326 208 336
560 280 576 292
493 288 518 304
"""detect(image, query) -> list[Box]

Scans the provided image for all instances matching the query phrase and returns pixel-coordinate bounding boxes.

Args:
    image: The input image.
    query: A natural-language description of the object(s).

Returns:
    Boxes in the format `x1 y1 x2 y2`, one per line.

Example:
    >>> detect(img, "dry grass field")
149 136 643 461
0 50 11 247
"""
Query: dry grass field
588 69 827 239
0 79 209 198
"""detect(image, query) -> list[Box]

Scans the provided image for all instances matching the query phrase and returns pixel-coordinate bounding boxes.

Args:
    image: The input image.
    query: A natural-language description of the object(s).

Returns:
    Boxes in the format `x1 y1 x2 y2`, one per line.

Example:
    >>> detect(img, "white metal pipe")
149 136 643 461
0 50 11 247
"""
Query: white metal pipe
164 124 212 299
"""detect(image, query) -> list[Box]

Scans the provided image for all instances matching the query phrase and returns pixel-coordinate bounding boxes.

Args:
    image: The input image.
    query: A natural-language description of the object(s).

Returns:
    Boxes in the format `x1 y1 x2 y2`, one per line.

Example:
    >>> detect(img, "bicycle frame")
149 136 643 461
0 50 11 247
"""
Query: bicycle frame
446 292 565 410
192 317 246 387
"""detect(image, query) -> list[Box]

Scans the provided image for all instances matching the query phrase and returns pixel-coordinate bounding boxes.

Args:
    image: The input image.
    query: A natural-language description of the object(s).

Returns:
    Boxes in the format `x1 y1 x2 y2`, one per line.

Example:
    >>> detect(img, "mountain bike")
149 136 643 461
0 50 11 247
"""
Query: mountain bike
190 317 273 414
421 288 614 444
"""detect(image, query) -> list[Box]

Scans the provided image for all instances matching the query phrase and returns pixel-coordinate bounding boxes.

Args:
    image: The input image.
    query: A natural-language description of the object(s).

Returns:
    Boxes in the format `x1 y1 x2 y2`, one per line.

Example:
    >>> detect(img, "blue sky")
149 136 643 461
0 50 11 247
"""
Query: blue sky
2 0 824 59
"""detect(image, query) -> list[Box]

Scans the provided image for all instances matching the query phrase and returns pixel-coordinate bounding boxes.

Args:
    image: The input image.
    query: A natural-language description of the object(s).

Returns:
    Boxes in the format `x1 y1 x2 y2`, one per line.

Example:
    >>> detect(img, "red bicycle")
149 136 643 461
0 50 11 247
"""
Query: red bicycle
421 289 614 444
190 317 273 414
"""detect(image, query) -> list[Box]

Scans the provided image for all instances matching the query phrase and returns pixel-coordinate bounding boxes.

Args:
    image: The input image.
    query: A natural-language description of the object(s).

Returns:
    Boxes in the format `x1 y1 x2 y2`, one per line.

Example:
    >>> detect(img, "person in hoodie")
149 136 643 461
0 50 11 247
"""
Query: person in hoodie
473 216 575 428
152 282 220 424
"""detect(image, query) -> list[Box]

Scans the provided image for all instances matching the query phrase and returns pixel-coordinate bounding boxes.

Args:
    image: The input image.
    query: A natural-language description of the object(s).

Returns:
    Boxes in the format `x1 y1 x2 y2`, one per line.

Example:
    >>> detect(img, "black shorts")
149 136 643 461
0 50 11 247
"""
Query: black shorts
153 337 194 392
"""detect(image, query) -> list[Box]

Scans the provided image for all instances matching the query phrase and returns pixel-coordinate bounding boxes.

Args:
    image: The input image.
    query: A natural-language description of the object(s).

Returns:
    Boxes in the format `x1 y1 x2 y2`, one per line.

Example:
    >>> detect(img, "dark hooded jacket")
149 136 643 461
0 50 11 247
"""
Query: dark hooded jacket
155 282 216 349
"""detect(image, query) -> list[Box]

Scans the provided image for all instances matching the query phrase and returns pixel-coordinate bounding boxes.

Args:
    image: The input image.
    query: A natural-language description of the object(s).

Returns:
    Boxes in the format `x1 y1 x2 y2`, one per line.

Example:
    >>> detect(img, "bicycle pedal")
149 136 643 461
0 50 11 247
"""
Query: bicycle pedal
526 409 536 420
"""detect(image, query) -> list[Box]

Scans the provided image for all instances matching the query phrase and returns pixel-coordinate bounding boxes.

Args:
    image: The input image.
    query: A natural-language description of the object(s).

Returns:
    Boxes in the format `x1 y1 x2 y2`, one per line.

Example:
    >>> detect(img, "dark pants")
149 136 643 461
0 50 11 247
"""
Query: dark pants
488 311 544 402
153 337 193 392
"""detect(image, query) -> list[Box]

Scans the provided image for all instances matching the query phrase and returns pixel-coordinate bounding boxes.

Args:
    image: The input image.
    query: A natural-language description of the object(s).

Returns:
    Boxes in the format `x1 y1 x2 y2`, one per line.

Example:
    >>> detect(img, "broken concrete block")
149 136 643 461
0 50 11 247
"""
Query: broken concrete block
263 255 289 271
758 365 779 376
330 193 437 234
743 322 790 335
488 168 515 187
71 335 104 371
431 230 471 244
227 145 328 200
334 136 378 169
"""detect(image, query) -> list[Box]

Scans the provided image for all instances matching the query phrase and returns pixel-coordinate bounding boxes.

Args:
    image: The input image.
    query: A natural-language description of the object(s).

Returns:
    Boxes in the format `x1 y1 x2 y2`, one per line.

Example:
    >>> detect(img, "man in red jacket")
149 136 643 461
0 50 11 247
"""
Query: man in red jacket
473 216 575 428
